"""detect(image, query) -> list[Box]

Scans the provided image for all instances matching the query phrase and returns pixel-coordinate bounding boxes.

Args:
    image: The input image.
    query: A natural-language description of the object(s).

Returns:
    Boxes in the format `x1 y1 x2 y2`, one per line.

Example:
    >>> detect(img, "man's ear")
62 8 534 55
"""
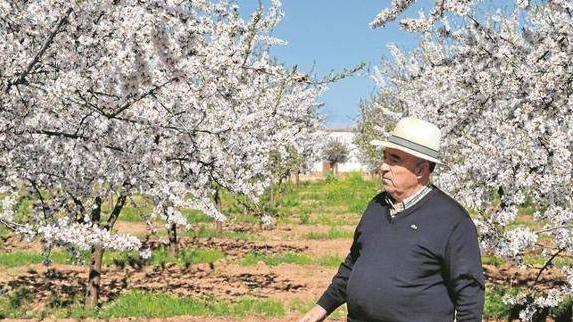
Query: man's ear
415 161 427 177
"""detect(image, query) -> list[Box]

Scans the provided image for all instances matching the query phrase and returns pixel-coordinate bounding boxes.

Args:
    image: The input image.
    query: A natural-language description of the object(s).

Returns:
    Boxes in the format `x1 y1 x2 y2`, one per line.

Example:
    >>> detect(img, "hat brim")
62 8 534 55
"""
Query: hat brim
371 139 443 164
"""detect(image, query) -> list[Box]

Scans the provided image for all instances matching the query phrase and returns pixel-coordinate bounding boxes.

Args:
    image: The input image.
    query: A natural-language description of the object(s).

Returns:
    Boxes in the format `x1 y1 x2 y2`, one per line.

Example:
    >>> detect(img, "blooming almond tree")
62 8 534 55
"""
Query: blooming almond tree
369 0 573 319
0 0 324 307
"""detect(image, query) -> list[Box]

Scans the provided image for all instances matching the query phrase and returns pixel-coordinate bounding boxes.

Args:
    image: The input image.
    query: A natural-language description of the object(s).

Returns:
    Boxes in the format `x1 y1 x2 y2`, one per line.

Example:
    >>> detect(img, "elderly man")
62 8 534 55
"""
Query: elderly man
300 117 484 322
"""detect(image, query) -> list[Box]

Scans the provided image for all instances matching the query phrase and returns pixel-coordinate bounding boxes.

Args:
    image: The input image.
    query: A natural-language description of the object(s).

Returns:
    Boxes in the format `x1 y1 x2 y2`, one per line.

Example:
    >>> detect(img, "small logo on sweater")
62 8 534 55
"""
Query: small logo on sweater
410 224 418 230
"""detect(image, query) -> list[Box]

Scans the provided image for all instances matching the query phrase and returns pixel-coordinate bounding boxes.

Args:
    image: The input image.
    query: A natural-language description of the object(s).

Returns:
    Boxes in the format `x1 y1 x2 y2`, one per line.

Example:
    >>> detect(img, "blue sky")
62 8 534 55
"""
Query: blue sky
238 1 423 128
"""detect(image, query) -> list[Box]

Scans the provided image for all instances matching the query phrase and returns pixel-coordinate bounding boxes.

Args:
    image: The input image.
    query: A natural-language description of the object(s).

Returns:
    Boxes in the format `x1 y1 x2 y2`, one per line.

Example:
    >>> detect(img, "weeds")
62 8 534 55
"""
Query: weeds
0 250 73 268
297 212 310 225
481 254 506 266
8 287 33 310
315 254 344 267
305 228 354 240
240 251 312 266
150 246 225 267
275 172 379 218
239 251 343 268
52 292 286 319
484 286 517 319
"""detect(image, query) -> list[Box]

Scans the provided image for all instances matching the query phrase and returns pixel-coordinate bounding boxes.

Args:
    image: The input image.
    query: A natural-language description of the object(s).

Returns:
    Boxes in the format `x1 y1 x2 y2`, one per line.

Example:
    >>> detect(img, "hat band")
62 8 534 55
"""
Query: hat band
388 135 440 160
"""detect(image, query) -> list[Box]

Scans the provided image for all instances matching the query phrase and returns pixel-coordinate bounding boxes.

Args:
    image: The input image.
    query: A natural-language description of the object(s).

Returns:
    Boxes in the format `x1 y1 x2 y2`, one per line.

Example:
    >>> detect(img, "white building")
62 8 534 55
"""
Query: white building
310 128 369 174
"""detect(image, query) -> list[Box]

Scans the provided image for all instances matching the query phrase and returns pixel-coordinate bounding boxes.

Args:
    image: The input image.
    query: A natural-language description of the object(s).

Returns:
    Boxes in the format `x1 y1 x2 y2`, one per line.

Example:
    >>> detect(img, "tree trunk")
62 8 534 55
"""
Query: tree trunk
84 194 126 308
85 245 104 308
85 196 102 308
294 169 300 188
268 177 274 209
168 222 178 256
214 186 223 233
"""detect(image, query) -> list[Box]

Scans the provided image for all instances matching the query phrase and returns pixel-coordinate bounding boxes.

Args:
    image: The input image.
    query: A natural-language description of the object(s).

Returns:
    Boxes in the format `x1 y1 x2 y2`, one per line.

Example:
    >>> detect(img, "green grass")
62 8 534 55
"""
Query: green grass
482 254 507 266
288 298 315 314
182 209 213 223
240 251 313 266
4 291 286 319
0 247 225 269
275 172 380 219
117 205 213 224
239 252 343 268
0 225 7 248
0 250 72 268
310 212 360 227
149 247 225 267
54 292 285 319
0 249 142 268
297 212 311 224
13 197 33 221
0 247 342 270
180 248 224 265
523 255 573 268
116 206 149 222
315 254 344 267
483 286 518 319
288 298 348 319
0 287 34 319
231 213 261 224
304 228 354 240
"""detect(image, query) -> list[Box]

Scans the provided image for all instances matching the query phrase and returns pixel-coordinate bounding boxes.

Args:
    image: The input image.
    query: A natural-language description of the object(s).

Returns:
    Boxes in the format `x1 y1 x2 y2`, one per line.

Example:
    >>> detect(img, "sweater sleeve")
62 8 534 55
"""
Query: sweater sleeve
445 215 485 322
316 215 363 315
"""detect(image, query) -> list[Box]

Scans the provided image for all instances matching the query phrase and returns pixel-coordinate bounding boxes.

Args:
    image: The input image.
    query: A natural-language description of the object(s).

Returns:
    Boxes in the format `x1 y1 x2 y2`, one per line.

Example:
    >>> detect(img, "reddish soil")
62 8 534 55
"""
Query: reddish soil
113 221 151 235
484 263 566 289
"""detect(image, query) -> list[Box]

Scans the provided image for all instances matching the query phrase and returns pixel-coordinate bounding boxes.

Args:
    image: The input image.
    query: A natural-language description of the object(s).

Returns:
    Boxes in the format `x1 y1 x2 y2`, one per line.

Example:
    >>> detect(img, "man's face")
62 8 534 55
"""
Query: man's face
380 147 422 201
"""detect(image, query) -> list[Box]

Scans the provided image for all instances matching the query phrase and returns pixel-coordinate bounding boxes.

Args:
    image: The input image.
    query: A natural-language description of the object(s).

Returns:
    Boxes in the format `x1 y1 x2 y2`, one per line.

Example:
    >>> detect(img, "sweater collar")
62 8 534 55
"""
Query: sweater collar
385 183 433 217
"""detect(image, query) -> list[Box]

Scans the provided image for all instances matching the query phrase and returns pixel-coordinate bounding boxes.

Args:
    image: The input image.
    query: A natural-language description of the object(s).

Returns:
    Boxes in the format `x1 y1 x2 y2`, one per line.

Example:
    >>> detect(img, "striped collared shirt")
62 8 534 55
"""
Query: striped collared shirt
385 184 433 218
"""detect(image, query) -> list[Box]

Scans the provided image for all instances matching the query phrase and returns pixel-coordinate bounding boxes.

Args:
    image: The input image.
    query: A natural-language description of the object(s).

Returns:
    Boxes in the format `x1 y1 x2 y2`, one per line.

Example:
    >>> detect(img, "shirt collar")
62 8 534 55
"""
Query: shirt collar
385 183 433 217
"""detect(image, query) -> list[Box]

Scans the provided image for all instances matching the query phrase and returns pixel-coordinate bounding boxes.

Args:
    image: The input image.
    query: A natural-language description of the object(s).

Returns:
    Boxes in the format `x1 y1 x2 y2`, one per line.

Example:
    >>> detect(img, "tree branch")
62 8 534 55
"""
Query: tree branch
531 246 566 288
5 8 73 93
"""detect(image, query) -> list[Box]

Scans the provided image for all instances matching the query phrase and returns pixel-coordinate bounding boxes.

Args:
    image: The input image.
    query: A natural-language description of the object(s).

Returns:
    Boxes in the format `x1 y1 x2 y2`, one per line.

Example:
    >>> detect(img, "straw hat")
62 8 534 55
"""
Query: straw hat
371 117 442 164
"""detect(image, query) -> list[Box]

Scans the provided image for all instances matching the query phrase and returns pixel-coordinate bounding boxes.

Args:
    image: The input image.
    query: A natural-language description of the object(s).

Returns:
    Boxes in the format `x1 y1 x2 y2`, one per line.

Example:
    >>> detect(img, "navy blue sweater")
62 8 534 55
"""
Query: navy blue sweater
317 188 484 322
